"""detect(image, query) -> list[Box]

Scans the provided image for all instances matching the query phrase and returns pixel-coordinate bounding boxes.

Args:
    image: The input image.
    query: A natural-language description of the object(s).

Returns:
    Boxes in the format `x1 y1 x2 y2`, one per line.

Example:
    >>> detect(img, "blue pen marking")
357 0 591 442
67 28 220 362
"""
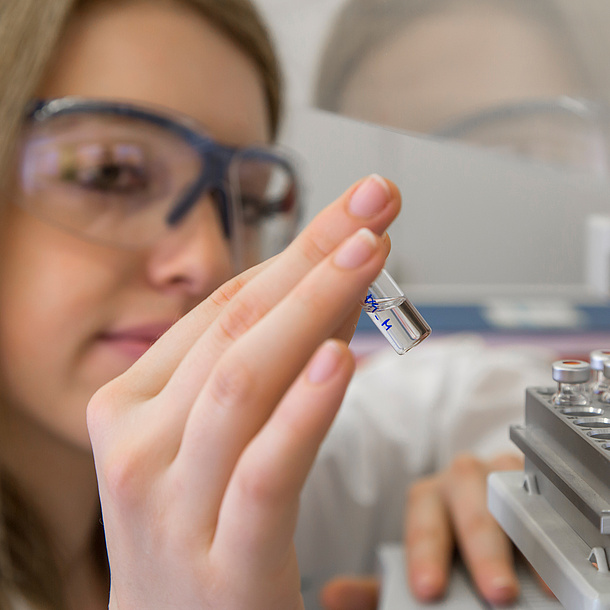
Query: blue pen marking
365 293 392 332
363 269 431 355
364 293 378 313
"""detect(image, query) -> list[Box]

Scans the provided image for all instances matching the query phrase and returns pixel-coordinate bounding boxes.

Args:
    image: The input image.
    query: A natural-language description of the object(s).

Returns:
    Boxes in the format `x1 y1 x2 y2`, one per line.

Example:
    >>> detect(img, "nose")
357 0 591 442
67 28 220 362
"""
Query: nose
145 195 234 297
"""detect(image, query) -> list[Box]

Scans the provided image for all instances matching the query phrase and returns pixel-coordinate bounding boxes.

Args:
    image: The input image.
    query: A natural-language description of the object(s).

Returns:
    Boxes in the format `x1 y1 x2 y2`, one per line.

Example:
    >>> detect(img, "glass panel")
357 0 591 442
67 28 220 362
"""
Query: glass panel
258 0 610 175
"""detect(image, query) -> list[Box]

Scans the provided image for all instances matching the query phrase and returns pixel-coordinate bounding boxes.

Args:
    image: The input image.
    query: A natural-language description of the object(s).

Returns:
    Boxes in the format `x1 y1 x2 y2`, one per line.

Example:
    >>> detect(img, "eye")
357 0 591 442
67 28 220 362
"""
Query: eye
68 160 148 194
59 142 152 196
240 195 269 225
240 187 297 226
234 157 297 225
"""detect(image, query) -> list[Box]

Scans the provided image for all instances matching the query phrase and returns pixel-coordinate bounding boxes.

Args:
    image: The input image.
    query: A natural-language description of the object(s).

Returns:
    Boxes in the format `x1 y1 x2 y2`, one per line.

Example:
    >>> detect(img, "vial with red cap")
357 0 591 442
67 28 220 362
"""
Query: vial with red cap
551 359 591 406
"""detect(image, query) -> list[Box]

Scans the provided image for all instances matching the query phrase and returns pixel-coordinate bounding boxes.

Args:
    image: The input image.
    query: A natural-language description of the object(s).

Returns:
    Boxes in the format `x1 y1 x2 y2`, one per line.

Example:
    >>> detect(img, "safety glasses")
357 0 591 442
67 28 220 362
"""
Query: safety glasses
18 97 301 270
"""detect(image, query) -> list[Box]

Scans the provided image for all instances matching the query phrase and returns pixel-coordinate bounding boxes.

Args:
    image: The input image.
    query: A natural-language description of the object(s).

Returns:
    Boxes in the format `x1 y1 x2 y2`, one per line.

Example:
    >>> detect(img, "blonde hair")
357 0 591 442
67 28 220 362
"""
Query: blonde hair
0 0 282 192
0 1 282 607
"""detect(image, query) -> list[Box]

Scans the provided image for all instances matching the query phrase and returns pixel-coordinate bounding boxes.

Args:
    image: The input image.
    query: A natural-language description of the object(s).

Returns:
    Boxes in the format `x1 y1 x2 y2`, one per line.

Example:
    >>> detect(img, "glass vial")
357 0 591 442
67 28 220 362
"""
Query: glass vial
589 349 610 395
363 269 431 355
601 361 610 404
551 360 591 406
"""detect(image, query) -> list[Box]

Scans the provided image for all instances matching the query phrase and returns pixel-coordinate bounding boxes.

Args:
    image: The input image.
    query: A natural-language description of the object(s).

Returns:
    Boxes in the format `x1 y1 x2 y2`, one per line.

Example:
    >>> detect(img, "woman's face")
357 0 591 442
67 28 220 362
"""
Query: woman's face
0 0 270 449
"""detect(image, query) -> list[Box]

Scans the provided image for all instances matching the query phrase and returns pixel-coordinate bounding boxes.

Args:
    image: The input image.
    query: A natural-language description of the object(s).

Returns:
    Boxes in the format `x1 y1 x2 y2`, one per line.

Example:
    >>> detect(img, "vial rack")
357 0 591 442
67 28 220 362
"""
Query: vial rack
489 377 610 610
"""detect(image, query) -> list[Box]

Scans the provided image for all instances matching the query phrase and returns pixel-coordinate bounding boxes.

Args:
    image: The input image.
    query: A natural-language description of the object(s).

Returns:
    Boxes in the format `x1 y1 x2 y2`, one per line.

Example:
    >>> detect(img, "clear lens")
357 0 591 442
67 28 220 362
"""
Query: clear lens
435 100 610 175
229 150 300 269
17 103 300 270
18 112 204 248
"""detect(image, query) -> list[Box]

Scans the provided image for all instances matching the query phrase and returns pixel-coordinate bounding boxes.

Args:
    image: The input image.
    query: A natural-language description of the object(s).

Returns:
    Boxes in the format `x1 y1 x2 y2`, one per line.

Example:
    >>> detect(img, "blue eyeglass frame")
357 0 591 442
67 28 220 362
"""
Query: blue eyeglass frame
25 97 300 238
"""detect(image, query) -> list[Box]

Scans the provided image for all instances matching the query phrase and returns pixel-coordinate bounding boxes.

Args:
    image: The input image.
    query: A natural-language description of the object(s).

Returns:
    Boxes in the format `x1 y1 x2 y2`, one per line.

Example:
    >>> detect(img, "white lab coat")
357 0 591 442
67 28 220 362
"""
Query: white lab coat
295 334 555 609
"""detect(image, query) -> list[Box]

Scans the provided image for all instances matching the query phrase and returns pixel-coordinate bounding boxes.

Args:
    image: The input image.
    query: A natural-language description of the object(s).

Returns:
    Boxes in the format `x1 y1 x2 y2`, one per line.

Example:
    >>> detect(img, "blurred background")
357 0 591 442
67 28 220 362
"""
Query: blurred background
253 0 610 354
255 0 610 121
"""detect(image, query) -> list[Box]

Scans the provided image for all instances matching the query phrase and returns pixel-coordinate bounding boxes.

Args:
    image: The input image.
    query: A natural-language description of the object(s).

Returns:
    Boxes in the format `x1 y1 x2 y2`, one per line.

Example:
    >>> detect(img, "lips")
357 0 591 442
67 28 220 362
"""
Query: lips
98 322 174 360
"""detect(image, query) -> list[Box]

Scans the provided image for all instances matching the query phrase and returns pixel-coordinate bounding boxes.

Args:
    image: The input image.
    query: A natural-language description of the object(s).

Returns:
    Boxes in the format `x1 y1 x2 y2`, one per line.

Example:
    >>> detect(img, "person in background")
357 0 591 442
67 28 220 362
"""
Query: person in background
315 0 610 175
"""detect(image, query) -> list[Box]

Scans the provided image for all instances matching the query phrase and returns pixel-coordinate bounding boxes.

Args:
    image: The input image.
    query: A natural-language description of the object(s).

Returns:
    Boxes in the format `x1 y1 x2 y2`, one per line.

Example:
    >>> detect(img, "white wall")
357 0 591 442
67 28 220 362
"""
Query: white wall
254 0 344 107
254 0 610 299
281 107 610 299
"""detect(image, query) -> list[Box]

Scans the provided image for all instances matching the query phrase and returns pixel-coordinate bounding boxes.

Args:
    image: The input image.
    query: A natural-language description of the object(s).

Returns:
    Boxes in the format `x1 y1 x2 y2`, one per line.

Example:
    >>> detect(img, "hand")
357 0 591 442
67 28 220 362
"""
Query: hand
406 453 524 605
86 175 400 610
321 453 555 610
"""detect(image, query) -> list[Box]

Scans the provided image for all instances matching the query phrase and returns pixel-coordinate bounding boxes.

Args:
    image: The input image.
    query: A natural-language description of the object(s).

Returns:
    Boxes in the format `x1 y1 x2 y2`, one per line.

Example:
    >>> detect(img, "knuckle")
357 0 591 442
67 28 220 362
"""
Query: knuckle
216 295 270 344
209 275 248 309
86 382 123 443
100 446 150 509
207 359 255 411
460 509 497 541
449 453 484 479
298 230 331 267
86 390 107 441
237 465 283 508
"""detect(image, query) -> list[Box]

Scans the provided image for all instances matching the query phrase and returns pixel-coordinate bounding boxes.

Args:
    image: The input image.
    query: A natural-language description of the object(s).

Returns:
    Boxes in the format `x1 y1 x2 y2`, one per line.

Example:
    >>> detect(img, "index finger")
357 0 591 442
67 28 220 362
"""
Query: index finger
125 174 401 394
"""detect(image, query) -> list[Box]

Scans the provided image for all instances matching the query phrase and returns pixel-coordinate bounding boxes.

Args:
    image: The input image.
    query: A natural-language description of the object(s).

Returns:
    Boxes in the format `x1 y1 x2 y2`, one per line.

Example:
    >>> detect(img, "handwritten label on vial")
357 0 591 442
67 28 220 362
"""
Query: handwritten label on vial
364 293 392 331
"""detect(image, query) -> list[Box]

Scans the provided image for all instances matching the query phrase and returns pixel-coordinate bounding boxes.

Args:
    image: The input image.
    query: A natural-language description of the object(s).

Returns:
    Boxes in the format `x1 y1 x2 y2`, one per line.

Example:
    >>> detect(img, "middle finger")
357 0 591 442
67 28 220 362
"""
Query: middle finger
171 228 390 532
442 454 520 604
125 174 400 399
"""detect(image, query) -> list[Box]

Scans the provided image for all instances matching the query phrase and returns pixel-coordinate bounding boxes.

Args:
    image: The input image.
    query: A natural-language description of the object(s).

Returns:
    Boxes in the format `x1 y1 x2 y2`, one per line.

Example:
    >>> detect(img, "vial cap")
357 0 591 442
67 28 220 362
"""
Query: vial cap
604 360 610 379
552 360 590 383
590 349 610 371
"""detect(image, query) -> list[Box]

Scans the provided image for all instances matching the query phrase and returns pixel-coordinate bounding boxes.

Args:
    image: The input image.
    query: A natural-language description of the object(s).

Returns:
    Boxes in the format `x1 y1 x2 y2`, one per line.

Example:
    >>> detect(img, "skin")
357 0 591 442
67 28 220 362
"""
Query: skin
0 1 403 608
0 0 555 607
0 1 558 608
321 453 557 610
340 3 586 134
0 1 252 605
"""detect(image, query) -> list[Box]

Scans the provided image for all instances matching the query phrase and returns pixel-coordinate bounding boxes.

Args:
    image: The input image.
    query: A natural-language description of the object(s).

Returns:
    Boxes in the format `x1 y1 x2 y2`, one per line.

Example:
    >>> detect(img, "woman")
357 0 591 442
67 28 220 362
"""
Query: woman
0 1 400 608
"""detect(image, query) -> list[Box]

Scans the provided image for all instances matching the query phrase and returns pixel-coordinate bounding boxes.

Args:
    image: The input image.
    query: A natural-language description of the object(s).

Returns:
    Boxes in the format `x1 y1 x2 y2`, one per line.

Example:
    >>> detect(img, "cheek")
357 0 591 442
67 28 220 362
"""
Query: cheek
0 230 111 356
0 259 89 363
0 219 120 446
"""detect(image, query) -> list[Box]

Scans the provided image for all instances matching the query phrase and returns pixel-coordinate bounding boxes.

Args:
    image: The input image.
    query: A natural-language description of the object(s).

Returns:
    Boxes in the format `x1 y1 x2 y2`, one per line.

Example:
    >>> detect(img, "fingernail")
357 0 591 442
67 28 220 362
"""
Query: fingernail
334 228 377 269
413 572 443 599
349 174 391 217
489 576 519 602
308 340 342 384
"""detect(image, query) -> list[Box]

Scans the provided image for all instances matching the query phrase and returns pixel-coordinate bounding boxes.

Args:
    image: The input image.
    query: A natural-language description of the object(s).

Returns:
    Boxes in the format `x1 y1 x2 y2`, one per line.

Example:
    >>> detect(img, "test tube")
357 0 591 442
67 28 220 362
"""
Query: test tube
362 268 431 355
